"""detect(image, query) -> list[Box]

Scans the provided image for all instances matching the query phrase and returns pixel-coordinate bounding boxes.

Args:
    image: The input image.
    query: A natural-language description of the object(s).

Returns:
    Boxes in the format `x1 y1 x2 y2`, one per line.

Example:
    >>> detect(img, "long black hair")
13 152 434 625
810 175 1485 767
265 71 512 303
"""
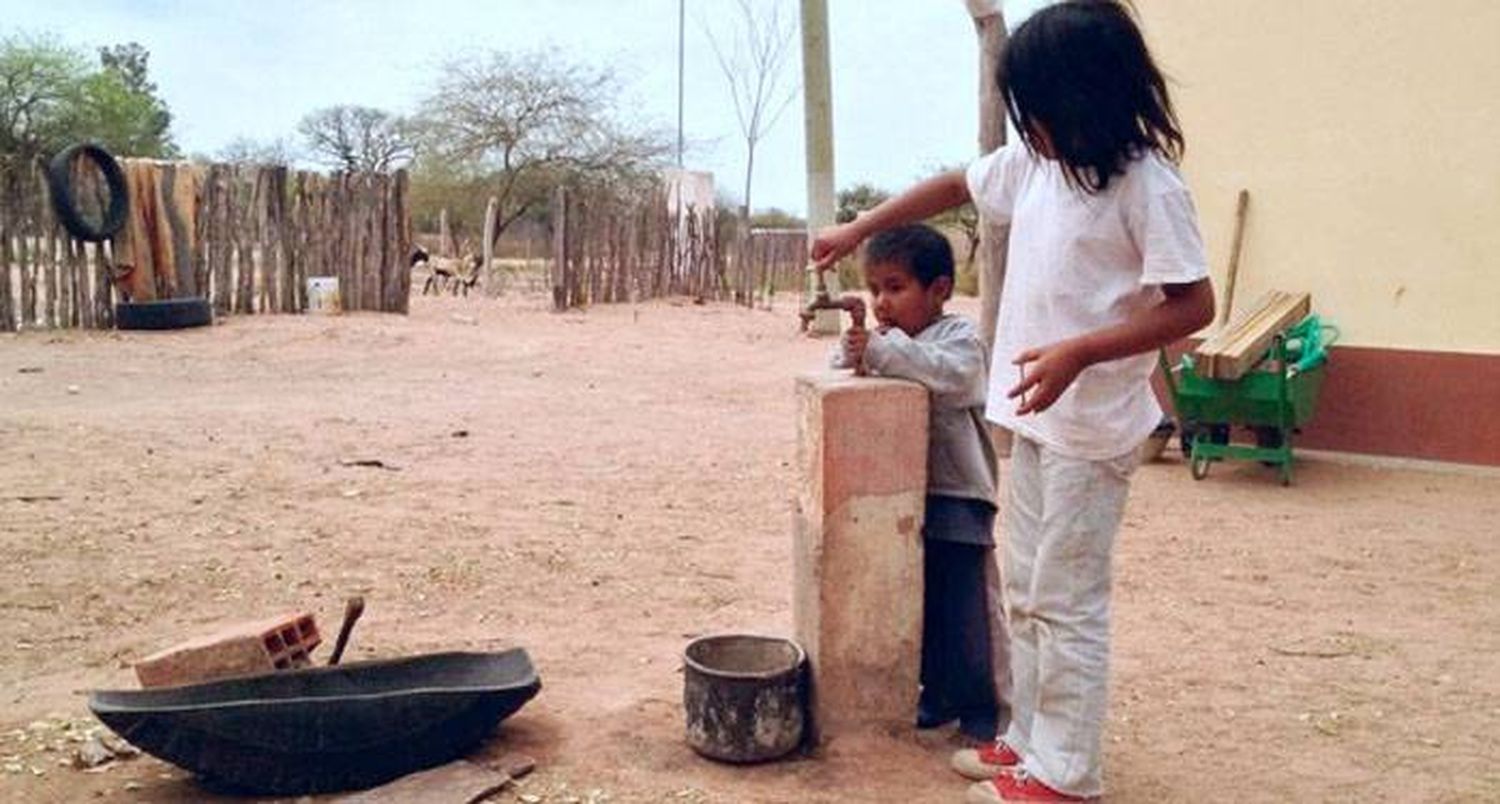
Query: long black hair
1000 0 1184 193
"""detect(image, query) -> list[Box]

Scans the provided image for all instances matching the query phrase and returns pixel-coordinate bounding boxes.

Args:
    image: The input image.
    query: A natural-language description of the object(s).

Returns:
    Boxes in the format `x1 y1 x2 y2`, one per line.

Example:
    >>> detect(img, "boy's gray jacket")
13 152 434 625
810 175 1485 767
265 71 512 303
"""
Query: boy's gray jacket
832 314 998 504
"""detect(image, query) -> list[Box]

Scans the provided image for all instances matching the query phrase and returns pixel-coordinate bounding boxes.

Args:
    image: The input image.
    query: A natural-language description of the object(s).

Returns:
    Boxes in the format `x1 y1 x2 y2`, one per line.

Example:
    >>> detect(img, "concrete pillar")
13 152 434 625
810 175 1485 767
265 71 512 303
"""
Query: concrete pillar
794 372 927 743
800 0 842 335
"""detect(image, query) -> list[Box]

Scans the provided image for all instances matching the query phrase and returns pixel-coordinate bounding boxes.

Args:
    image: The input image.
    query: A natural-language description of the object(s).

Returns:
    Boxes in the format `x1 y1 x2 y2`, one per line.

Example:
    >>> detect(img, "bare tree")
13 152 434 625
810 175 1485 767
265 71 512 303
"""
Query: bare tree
704 0 798 222
412 49 669 247
297 105 414 173
216 135 296 166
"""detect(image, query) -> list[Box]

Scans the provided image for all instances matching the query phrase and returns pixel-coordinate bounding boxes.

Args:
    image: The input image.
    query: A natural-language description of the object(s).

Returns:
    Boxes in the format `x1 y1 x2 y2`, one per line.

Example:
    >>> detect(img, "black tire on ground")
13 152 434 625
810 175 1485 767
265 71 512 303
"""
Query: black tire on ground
46 143 130 243
115 298 213 331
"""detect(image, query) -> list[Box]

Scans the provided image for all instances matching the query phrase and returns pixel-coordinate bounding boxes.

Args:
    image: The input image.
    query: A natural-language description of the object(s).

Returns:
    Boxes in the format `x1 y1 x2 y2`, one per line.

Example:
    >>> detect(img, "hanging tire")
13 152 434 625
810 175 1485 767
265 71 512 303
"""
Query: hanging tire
46 143 130 243
115 298 213 331
1190 455 1211 480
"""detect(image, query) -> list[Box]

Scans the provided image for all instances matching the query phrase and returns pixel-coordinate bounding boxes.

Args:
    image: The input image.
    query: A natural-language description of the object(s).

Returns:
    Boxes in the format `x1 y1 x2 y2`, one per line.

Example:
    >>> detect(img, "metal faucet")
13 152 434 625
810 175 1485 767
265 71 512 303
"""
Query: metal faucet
799 263 868 376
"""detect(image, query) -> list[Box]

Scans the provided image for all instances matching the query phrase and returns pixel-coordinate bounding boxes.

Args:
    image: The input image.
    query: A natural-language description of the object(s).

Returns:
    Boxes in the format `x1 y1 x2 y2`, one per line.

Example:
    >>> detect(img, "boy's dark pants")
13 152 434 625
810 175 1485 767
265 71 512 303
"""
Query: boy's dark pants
920 495 1005 741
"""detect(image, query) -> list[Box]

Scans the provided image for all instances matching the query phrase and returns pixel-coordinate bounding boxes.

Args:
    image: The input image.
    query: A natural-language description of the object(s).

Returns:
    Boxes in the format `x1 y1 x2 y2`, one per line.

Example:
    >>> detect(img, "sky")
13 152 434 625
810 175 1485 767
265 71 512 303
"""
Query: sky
5 0 1052 216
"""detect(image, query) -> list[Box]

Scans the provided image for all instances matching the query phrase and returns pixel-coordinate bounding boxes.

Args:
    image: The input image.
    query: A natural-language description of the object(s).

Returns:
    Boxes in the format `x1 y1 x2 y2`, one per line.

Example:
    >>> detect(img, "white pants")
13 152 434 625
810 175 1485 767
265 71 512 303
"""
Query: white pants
1001 435 1137 798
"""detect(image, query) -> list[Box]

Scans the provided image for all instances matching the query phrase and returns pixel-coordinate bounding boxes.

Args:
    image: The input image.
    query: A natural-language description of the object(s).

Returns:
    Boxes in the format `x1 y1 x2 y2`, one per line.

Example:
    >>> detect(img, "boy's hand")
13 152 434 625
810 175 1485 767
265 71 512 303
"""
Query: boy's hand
810 222 865 269
842 326 869 369
1009 339 1093 415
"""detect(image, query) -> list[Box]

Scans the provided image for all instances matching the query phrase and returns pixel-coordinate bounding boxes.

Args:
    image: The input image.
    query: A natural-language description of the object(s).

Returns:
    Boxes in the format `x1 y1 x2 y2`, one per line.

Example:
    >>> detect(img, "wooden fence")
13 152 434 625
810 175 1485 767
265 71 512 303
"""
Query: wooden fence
740 228 809 306
550 183 716 310
549 183 811 311
0 158 411 332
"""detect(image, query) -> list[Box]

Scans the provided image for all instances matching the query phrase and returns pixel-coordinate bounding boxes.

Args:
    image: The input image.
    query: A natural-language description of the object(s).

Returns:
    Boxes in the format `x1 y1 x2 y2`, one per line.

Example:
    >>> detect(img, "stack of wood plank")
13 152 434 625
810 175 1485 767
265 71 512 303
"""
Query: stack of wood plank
1193 290 1311 380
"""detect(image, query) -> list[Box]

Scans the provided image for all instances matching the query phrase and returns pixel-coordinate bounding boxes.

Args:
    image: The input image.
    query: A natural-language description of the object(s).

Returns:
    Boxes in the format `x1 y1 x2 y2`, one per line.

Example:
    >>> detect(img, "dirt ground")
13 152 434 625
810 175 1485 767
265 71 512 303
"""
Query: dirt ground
2 292 1497 803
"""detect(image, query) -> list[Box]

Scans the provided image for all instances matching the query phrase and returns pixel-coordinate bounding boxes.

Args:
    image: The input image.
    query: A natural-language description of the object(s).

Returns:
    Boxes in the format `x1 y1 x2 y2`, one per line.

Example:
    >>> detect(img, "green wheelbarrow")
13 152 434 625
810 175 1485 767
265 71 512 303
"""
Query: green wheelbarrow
1160 315 1335 485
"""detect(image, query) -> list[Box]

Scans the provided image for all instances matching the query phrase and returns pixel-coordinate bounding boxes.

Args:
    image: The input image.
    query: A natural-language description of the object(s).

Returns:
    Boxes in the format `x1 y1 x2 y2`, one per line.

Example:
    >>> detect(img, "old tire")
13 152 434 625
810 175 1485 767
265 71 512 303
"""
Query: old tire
116 298 213 331
47 143 129 242
1190 455 1211 481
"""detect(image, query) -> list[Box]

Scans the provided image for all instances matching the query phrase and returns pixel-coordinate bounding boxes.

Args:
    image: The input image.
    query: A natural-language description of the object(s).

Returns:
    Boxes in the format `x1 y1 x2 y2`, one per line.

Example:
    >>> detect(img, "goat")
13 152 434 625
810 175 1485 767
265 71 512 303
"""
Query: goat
421 253 483 297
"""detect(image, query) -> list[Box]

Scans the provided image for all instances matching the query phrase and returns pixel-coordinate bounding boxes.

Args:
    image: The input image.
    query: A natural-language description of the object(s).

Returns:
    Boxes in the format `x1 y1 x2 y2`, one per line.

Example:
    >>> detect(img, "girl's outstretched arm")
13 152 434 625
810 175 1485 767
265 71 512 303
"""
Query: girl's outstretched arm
1008 278 1215 415
809 171 971 268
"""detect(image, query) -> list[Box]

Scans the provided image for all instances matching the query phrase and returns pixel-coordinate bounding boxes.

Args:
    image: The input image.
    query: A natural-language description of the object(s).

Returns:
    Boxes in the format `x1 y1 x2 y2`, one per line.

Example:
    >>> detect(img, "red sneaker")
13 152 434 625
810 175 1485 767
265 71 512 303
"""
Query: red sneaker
965 771 1092 803
950 739 1022 780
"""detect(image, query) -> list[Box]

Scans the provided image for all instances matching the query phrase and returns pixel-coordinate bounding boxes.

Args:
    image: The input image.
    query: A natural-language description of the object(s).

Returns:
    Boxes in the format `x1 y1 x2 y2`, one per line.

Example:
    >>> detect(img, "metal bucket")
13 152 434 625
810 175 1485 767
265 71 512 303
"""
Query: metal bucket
682 634 806 763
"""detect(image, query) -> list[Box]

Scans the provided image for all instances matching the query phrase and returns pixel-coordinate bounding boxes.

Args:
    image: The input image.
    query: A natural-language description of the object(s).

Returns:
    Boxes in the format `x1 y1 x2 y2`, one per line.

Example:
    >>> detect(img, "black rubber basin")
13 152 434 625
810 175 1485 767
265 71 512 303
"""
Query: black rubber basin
89 649 540 795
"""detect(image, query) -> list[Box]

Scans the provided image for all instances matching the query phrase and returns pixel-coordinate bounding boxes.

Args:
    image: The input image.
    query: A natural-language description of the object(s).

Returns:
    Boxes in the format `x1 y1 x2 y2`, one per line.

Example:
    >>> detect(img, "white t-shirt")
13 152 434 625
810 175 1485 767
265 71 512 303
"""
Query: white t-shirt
966 144 1209 460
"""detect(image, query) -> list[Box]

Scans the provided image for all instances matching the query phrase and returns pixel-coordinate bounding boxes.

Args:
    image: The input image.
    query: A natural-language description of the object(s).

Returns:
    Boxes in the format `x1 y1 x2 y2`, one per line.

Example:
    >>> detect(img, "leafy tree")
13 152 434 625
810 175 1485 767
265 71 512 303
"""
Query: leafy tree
0 35 89 164
0 35 176 164
297 105 413 173
95 42 174 155
835 182 890 224
750 207 804 229
98 43 154 95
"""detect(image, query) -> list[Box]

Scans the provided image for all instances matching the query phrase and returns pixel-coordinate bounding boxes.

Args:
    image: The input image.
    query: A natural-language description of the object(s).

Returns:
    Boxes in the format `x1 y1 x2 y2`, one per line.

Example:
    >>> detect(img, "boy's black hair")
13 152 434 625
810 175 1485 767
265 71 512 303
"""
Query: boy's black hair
863 224 954 288
1001 0 1184 194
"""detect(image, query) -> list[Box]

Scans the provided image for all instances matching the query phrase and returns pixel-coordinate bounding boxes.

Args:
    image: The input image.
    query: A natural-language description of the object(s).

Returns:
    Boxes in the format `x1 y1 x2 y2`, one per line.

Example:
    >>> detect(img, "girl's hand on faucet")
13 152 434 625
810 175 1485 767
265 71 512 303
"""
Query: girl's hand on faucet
810 223 865 269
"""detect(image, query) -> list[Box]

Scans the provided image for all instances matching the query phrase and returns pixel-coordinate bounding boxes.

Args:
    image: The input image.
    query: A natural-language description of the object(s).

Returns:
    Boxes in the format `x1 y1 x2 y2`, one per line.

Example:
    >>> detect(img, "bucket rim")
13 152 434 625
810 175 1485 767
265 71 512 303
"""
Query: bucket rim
682 633 806 681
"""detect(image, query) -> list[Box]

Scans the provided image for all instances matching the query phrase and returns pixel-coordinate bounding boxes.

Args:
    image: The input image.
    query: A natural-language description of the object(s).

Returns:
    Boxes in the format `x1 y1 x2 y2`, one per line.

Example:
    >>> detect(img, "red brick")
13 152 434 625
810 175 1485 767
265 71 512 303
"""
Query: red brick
134 612 321 688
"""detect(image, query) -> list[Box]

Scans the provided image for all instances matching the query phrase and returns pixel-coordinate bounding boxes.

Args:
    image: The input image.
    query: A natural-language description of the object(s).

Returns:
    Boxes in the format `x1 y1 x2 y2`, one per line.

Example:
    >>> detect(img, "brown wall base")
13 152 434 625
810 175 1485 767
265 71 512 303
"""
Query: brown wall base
1158 343 1500 467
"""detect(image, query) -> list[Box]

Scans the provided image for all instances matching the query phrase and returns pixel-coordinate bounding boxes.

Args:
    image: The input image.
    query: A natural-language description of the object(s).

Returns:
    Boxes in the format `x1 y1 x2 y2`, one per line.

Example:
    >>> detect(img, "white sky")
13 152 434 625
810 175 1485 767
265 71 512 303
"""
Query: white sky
7 0 1052 216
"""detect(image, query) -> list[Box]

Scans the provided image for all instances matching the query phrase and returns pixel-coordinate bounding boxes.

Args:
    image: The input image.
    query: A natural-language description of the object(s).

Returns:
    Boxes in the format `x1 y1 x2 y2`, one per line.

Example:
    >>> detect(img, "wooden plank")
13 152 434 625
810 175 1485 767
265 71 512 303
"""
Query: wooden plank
1194 290 1276 377
363 174 380 311
1218 292 1293 361
43 226 58 328
66 235 86 329
330 755 534 804
92 241 113 329
551 186 566 310
214 165 232 314
19 195 35 328
398 170 413 312
0 219 13 332
1195 290 1310 380
65 228 77 327
272 166 292 313
242 165 254 312
190 163 210 302
253 167 269 313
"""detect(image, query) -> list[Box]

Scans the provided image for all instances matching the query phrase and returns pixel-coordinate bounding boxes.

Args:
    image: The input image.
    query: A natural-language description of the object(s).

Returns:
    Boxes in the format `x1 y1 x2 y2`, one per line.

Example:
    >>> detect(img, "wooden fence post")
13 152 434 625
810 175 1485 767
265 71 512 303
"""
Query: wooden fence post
551 186 567 311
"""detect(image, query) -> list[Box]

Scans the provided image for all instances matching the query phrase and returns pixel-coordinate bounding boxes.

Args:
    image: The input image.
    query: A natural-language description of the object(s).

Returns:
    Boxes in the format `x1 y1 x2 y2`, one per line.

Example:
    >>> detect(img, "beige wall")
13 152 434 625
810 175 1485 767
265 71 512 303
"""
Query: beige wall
1137 0 1500 354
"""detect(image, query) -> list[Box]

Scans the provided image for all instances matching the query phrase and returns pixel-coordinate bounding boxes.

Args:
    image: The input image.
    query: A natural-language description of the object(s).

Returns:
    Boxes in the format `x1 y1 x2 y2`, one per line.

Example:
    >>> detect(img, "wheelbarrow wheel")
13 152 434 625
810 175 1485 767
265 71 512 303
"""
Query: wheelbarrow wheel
1190 455 1211 480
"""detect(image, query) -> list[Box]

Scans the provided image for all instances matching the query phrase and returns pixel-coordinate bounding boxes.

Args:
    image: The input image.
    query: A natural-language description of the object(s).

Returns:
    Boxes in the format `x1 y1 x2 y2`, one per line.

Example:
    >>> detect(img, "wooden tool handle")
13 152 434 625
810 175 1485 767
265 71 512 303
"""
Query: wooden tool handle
328 596 365 666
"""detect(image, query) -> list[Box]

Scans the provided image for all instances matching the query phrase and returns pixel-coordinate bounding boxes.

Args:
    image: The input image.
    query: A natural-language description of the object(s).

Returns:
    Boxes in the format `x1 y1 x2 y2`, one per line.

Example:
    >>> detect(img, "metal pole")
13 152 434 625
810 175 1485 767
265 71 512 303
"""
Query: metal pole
677 0 686 167
801 0 840 334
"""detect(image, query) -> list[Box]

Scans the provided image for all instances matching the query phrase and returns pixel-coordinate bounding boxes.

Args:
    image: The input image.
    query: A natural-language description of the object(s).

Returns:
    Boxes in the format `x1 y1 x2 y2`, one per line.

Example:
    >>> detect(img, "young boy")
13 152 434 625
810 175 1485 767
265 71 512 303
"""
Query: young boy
832 224 1009 744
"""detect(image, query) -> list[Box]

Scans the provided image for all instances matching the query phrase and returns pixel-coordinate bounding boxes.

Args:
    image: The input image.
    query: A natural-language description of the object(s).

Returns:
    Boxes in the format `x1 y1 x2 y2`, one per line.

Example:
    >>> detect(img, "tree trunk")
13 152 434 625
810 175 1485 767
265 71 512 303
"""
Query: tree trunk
974 10 1009 357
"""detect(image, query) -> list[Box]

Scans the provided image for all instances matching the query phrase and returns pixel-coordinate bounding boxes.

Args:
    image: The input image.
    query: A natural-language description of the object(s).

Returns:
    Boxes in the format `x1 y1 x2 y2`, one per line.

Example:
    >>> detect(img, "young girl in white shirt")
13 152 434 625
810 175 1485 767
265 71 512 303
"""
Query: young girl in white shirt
811 2 1215 800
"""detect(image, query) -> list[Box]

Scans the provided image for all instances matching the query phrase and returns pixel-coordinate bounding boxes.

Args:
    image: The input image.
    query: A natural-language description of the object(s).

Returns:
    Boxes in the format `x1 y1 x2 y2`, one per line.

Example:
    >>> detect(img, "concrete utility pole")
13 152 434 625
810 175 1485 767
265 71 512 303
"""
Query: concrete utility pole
801 0 841 334
677 0 686 167
967 0 1013 457
966 0 1010 355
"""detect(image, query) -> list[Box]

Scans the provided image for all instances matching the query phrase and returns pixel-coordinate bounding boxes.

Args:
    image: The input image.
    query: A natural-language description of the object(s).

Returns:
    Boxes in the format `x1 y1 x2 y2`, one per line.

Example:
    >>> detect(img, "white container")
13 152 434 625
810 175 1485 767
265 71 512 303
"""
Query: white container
306 277 341 314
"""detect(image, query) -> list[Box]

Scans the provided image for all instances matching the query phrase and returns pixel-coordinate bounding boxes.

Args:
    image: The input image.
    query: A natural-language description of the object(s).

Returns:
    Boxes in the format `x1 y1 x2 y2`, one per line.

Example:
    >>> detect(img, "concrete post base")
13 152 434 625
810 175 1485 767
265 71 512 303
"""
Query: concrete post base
794 371 928 744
